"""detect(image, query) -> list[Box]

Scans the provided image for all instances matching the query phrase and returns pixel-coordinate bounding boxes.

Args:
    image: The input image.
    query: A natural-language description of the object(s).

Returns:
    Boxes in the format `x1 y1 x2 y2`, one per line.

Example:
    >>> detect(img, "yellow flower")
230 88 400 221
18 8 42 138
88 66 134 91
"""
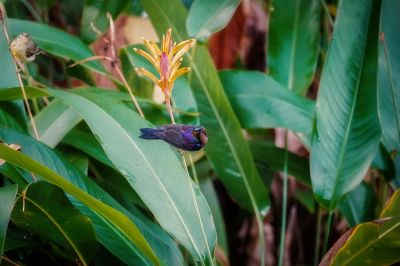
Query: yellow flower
134 28 195 103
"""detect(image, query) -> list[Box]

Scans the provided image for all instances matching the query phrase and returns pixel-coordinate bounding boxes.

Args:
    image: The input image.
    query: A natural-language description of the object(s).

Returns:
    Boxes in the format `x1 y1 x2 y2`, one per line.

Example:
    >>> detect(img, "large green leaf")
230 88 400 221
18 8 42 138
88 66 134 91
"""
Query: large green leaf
249 140 310 187
140 0 270 216
32 100 81 148
0 184 17 258
219 70 314 136
44 88 216 263
378 0 400 153
11 181 99 265
0 143 160 265
321 188 400 266
186 0 240 41
268 0 321 95
7 19 107 76
199 180 228 259
338 182 375 227
310 0 382 209
0 127 181 265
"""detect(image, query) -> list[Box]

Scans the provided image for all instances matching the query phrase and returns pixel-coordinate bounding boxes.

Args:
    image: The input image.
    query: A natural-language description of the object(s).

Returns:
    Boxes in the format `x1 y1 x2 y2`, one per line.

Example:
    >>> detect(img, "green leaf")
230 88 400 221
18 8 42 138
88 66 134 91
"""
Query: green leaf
249 140 311 187
80 0 129 43
199 180 229 258
7 19 107 76
338 182 376 227
46 88 216 263
0 143 160 265
140 0 270 215
32 100 81 148
0 127 182 265
0 184 18 258
220 70 315 136
380 188 400 218
321 217 400 266
378 0 400 153
11 181 99 264
268 0 321 95
310 0 382 209
0 105 24 132
186 0 240 41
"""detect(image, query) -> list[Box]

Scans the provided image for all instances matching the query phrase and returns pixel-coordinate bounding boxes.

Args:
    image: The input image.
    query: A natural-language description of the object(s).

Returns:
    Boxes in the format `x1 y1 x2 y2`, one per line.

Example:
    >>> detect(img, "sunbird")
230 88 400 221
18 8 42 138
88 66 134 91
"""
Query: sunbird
139 125 208 151
9 33 45 70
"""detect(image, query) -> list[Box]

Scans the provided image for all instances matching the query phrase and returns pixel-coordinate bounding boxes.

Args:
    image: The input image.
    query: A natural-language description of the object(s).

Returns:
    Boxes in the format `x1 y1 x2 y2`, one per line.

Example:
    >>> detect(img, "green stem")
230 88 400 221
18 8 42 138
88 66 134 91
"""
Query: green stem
320 0 334 28
322 211 333 255
188 154 199 185
313 206 323 266
278 130 289 266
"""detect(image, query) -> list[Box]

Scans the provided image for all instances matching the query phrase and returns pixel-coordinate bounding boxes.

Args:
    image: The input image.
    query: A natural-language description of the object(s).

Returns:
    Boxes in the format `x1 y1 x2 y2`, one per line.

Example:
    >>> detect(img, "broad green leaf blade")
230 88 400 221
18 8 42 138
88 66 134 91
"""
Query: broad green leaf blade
11 181 99 265
140 0 270 215
0 184 17 258
46 89 216 263
1 127 181 265
249 140 311 187
0 105 24 132
32 100 81 148
310 0 382 209
378 0 400 152
0 143 160 265
199 180 229 259
80 0 128 43
186 0 240 41
338 182 375 227
380 188 400 218
220 70 315 135
321 217 400 266
7 19 107 76
268 0 321 95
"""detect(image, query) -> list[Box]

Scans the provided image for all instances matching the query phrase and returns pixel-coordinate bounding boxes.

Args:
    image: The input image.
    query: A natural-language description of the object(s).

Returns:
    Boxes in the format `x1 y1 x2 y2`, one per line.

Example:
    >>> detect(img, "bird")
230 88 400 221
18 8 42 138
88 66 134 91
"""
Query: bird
9 33 45 70
139 124 208 151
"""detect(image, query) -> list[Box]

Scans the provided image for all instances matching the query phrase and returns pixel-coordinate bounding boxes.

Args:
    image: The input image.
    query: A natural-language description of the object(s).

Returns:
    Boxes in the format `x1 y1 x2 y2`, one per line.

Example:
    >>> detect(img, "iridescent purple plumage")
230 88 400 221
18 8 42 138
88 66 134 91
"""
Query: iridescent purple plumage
139 124 208 151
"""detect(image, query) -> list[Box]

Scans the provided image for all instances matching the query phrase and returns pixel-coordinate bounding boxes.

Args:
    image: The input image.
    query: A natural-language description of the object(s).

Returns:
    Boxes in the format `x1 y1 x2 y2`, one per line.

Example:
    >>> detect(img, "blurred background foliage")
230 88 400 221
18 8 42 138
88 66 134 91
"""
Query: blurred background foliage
0 0 400 265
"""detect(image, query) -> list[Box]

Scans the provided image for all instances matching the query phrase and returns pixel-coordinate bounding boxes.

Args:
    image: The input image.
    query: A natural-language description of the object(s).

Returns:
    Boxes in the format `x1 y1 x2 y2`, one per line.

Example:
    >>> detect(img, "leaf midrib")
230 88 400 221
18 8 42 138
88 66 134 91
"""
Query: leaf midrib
63 92 204 260
326 3 372 209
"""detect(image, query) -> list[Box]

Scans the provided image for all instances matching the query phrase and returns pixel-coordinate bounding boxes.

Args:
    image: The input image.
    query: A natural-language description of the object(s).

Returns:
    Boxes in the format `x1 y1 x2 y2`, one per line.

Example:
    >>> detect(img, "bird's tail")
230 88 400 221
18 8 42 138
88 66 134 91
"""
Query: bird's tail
139 128 160 139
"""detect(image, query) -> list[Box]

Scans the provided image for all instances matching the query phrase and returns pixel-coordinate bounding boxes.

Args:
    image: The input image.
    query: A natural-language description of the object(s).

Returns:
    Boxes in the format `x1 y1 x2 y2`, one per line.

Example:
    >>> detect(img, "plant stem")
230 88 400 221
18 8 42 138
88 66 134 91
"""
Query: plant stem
278 130 289 266
313 206 323 266
320 0 334 28
322 211 333 255
0 4 39 139
188 153 199 185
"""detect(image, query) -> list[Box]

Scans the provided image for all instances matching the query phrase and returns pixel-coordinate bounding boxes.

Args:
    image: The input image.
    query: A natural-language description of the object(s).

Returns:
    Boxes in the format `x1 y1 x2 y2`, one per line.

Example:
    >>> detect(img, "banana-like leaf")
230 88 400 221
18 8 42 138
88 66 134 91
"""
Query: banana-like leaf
31 100 81 148
0 143 160 265
0 184 17 258
186 0 240 41
140 0 270 216
338 182 375 227
220 70 314 135
378 0 400 152
35 88 216 263
11 181 99 265
310 0 381 209
321 188 400 266
268 0 321 95
0 127 182 265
